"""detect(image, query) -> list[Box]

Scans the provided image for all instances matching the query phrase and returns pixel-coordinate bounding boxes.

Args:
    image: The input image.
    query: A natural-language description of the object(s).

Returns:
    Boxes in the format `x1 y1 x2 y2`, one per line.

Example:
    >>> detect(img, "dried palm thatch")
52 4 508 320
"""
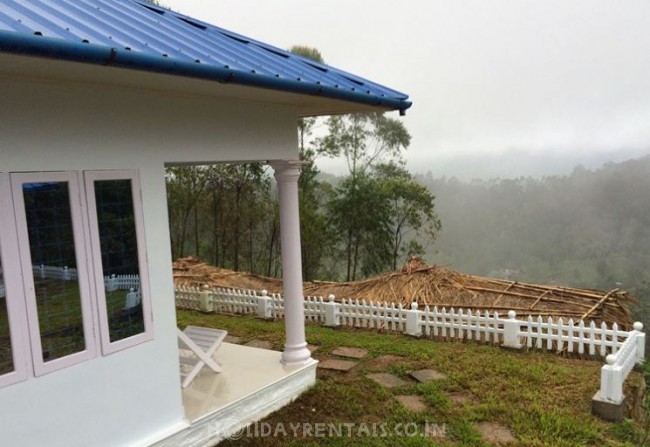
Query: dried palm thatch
304 257 634 328
173 256 634 328
173 257 282 292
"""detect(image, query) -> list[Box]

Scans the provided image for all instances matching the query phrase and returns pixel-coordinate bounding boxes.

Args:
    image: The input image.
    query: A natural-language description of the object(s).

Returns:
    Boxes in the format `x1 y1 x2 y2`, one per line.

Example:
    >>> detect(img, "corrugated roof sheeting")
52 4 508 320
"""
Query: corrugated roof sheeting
0 0 411 112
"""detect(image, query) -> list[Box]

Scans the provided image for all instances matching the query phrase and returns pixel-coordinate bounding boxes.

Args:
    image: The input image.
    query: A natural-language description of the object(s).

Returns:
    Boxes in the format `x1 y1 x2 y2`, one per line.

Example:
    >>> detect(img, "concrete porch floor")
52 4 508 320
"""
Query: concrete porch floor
155 343 318 447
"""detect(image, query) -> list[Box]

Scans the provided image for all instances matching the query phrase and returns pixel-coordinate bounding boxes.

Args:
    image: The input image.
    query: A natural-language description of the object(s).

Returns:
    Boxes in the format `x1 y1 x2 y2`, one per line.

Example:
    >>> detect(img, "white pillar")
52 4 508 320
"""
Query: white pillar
271 160 312 366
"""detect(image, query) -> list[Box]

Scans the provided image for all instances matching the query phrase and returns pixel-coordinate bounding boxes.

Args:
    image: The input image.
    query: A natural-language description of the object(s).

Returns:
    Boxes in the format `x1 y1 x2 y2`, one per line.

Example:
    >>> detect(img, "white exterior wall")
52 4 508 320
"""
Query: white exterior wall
0 73 298 447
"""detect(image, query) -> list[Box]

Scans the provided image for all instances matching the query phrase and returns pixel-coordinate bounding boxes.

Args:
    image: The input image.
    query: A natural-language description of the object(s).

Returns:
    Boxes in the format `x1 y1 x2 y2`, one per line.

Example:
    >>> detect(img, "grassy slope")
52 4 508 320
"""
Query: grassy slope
177 310 646 447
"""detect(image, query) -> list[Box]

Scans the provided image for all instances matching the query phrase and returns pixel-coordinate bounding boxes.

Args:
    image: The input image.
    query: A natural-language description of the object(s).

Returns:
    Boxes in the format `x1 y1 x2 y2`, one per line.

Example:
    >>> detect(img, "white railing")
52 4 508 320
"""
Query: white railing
21 265 142 309
174 286 637 356
33 264 78 281
520 315 625 356
421 306 503 344
174 284 645 407
599 322 646 403
104 274 140 292
339 299 406 331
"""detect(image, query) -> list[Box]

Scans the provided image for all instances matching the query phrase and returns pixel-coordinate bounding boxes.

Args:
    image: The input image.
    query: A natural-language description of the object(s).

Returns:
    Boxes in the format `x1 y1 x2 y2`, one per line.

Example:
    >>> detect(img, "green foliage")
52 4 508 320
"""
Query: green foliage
166 48 439 281
288 45 325 64
419 156 650 331
180 311 643 447
166 163 279 275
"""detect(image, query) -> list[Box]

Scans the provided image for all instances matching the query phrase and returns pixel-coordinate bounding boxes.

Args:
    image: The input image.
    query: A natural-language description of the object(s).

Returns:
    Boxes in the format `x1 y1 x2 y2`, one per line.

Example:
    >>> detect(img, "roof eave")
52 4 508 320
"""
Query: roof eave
0 31 412 115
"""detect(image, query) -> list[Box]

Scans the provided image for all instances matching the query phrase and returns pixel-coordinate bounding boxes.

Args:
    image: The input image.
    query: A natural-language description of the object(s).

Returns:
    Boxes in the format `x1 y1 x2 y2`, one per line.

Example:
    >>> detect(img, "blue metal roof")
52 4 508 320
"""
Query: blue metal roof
0 0 411 114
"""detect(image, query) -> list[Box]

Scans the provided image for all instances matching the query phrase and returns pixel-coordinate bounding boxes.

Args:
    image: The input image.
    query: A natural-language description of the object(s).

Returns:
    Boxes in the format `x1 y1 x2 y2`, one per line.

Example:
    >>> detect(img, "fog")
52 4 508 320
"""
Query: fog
164 0 650 179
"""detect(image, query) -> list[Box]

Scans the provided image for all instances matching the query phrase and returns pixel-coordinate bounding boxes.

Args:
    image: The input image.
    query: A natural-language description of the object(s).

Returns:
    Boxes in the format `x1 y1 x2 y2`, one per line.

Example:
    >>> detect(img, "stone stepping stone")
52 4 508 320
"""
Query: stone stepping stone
318 359 358 372
244 339 273 349
447 391 475 406
224 335 242 344
367 373 410 388
331 346 368 359
395 395 428 413
475 422 515 445
409 369 447 383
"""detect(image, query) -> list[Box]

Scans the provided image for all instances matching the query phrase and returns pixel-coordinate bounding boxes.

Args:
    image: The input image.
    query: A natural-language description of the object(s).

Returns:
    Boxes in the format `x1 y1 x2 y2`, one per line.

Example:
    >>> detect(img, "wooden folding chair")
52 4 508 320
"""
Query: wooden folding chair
177 325 227 388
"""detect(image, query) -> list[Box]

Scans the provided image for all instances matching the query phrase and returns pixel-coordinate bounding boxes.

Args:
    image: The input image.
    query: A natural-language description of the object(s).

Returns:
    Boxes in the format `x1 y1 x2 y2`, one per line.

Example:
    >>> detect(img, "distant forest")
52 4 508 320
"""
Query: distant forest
166 154 650 323
420 155 650 322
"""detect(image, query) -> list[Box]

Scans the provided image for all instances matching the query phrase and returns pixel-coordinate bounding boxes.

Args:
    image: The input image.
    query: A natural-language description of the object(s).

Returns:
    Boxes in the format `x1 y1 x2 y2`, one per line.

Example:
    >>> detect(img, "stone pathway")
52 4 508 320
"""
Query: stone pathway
395 395 428 412
318 345 368 372
318 359 358 372
475 422 516 445
409 369 447 383
331 346 368 359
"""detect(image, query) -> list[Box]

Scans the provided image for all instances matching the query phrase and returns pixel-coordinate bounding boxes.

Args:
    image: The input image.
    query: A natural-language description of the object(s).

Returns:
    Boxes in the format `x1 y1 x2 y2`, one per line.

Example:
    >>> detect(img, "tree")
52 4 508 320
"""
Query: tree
165 166 210 259
318 112 416 279
328 172 392 280
373 162 441 270
319 113 411 178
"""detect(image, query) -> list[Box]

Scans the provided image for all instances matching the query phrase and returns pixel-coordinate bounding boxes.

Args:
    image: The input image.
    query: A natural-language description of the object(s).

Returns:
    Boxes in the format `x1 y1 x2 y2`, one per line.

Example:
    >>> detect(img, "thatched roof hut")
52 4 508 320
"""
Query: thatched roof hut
173 257 282 291
173 257 634 328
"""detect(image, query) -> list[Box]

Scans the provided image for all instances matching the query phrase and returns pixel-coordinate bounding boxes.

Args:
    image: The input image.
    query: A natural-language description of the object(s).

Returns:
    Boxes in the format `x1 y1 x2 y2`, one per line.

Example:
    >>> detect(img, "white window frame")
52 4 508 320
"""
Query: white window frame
11 171 98 376
0 173 29 387
84 170 153 354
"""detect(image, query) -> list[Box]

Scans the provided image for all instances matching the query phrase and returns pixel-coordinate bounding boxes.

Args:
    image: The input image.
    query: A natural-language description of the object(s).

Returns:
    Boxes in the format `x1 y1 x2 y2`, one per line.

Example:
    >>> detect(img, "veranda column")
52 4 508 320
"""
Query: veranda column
271 160 313 366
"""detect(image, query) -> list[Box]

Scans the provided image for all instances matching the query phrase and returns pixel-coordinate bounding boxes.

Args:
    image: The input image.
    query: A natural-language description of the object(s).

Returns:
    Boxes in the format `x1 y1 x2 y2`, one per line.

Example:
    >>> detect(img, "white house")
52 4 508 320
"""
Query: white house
0 1 411 446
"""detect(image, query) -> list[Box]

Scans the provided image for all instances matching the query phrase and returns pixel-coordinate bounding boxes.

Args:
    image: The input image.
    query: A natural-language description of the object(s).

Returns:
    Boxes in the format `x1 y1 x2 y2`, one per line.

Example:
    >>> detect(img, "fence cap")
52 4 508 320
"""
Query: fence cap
328 294 336 302
634 321 644 331
606 354 617 365
507 310 516 319
411 302 418 310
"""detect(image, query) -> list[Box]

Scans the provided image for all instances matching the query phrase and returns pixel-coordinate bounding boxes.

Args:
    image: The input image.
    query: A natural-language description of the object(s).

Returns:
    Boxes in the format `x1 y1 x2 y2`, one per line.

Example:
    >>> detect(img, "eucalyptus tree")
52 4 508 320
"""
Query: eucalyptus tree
373 162 441 270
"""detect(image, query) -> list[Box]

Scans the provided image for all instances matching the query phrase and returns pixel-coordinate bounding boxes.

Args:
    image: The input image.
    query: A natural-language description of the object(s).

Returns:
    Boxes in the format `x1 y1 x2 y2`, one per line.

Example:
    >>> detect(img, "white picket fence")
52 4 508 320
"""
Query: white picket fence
174 284 646 405
599 322 646 403
14 265 143 309
104 274 141 292
32 264 78 281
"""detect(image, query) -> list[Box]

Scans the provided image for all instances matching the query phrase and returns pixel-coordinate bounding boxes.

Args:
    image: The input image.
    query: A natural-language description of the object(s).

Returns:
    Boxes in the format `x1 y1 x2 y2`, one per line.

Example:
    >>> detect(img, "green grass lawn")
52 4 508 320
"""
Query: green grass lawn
0 281 139 370
177 310 648 447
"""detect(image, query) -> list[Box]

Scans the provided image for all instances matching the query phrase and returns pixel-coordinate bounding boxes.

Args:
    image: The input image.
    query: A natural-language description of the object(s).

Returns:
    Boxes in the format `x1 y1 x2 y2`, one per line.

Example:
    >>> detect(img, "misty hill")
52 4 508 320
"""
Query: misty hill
417 156 650 301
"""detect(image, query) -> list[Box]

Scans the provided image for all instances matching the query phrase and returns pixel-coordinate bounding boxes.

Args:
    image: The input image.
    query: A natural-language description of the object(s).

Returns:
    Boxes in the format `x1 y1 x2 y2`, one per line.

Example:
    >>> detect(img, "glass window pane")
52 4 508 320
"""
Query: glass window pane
0 245 13 375
23 182 85 361
94 180 145 342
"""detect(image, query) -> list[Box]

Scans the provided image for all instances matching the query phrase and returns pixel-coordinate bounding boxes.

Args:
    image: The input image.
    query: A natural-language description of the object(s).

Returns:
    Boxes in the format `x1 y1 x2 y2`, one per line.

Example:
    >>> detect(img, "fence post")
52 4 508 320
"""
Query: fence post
324 294 340 327
199 284 214 312
600 355 624 402
106 274 118 292
257 290 273 319
406 302 422 337
62 266 70 281
502 310 522 349
633 322 645 362
125 288 139 309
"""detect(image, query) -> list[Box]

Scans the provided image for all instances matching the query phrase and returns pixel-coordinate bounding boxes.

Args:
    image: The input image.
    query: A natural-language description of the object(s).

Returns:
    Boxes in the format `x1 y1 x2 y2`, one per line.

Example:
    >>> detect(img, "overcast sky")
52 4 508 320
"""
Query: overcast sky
163 1 650 179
